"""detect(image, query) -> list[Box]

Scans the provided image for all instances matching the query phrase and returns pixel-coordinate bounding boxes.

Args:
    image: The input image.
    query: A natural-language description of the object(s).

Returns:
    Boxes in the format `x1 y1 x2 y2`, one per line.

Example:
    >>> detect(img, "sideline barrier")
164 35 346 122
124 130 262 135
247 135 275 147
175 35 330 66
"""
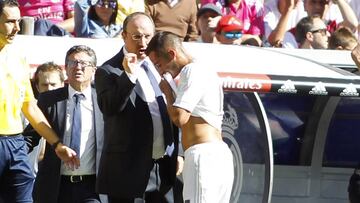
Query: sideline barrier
17 35 360 97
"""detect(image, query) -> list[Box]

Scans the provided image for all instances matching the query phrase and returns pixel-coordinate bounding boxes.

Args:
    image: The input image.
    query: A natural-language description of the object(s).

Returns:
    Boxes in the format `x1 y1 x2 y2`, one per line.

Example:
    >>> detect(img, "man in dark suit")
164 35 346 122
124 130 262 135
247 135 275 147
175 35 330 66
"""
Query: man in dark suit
95 12 183 203
27 45 106 203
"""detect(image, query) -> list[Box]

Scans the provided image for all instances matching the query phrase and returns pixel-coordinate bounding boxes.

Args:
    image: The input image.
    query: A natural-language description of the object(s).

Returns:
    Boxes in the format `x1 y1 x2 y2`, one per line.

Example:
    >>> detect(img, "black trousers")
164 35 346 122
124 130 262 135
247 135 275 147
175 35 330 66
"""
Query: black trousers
108 159 180 203
58 175 100 203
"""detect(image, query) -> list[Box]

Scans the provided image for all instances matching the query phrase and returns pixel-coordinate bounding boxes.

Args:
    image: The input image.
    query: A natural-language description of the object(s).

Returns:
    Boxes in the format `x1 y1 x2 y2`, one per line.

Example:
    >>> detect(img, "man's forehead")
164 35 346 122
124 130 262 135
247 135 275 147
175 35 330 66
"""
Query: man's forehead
200 10 220 18
1 6 20 20
39 71 61 79
128 15 154 29
313 18 327 28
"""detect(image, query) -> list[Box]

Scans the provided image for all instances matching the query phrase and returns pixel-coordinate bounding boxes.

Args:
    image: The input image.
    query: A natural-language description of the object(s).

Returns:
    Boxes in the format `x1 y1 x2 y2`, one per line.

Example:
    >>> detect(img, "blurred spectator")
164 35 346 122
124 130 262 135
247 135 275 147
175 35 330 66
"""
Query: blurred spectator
33 62 65 97
242 37 262 46
295 15 329 49
75 0 121 38
145 0 198 41
264 0 307 48
351 42 360 71
304 0 358 33
264 0 358 48
18 0 75 35
348 0 360 21
348 167 360 203
347 0 360 39
116 0 144 25
196 3 223 43
27 62 65 177
328 27 357 50
215 15 244 45
200 0 264 45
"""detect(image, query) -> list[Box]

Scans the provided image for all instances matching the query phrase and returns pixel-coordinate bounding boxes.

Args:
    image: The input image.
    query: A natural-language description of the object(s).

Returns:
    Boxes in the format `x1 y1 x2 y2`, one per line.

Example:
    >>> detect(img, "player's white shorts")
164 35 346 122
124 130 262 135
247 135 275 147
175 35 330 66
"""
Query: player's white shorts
183 141 234 203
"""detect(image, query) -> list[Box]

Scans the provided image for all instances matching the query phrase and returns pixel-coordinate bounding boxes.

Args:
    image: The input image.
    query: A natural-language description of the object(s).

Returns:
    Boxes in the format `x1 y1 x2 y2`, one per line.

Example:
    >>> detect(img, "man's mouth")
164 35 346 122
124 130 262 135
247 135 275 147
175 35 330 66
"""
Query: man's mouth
139 48 146 54
7 34 15 39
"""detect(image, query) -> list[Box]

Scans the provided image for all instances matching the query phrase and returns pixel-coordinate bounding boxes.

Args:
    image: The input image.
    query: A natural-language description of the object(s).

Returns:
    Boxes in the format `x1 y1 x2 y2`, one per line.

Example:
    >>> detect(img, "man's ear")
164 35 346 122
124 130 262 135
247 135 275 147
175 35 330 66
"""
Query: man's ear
168 49 176 60
306 32 313 41
196 20 201 34
121 30 127 40
336 46 344 50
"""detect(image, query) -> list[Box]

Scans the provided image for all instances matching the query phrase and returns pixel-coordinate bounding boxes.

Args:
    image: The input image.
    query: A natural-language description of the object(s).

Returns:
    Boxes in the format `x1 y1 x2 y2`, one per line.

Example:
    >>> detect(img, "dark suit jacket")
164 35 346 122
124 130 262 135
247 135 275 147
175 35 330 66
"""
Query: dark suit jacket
26 85 104 203
94 48 179 198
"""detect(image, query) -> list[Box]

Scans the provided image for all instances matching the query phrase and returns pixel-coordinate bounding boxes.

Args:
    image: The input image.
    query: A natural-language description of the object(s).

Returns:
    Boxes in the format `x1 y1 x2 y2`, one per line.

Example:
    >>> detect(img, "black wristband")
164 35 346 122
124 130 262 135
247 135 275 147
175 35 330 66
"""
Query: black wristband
52 140 61 150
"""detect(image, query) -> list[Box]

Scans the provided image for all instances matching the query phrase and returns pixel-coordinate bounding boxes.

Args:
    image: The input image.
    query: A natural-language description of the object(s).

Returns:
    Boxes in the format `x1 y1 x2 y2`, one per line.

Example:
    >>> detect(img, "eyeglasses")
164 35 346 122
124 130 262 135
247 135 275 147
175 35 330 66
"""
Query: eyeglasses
96 0 116 9
310 28 327 36
67 60 94 68
223 32 242 39
129 33 152 41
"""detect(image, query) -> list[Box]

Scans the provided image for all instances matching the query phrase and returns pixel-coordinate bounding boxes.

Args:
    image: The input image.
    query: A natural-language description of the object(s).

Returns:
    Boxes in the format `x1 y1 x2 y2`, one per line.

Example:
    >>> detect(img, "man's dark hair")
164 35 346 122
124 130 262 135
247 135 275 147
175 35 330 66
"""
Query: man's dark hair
145 31 182 59
65 45 97 67
295 16 318 45
0 0 19 15
88 0 118 25
34 62 65 85
242 38 261 47
122 12 154 33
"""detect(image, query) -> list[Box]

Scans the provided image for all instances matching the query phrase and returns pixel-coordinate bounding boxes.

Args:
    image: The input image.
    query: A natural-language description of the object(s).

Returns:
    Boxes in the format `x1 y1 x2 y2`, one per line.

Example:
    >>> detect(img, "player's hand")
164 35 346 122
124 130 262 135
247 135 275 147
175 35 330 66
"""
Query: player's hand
176 156 184 176
159 78 173 96
279 0 296 15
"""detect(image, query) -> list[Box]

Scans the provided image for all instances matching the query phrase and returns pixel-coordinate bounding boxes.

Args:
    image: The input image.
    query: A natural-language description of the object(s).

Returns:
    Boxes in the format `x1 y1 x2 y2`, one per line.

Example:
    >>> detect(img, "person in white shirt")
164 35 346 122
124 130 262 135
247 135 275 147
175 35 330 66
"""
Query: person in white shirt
264 0 307 47
146 31 234 203
347 0 360 39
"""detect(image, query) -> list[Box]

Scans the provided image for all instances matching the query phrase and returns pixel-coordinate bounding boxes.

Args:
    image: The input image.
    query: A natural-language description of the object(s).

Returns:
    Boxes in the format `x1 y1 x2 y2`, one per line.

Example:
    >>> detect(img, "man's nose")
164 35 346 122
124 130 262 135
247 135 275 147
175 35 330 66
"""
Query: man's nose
45 85 53 91
74 62 85 70
14 21 20 32
138 36 148 46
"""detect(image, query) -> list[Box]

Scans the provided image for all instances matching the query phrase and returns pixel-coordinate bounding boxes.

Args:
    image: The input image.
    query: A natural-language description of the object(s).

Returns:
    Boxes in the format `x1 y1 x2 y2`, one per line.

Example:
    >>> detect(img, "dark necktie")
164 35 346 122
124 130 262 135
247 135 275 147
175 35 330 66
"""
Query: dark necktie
141 61 175 156
70 93 84 157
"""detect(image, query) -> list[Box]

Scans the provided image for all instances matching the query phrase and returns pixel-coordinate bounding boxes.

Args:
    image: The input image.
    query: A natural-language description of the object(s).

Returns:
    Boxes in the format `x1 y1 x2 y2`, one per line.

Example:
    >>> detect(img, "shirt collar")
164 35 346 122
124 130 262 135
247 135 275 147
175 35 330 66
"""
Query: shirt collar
68 84 92 101
167 0 179 7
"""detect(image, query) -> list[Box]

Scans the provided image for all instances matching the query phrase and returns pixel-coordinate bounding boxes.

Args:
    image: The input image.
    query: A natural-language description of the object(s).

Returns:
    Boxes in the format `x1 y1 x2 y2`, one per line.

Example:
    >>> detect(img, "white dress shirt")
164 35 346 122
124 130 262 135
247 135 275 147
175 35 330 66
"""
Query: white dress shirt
123 48 166 159
61 85 96 175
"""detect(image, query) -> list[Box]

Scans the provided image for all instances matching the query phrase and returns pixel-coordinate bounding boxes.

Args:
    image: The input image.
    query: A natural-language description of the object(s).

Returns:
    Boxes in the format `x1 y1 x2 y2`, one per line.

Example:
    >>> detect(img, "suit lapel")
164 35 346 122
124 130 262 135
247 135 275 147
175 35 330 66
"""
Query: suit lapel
57 88 68 141
91 87 105 175
91 88 99 142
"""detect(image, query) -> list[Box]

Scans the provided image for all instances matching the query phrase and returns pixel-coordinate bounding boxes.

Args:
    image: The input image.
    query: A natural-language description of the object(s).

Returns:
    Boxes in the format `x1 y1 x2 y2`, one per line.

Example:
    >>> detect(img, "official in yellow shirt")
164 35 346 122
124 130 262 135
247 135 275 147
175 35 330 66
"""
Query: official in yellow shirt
0 0 79 202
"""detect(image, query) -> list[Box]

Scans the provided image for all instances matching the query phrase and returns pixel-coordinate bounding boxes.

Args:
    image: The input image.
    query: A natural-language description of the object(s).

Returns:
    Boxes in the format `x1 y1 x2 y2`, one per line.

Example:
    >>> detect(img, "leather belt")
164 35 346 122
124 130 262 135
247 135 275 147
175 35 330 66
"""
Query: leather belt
61 175 96 183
